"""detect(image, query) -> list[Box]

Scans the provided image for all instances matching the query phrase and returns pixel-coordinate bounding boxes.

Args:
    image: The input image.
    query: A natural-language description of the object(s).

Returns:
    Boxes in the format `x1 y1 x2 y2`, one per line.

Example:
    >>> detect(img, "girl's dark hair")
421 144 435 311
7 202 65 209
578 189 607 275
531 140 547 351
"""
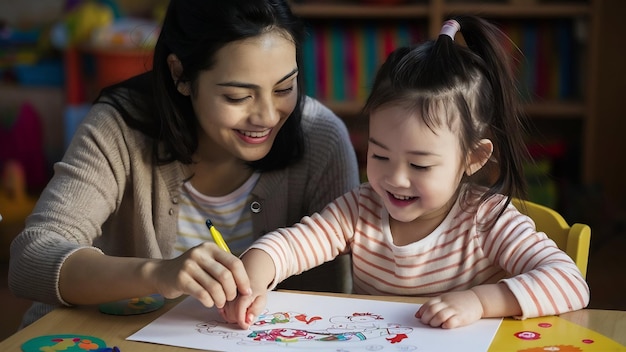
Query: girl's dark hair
364 15 529 224
98 0 305 170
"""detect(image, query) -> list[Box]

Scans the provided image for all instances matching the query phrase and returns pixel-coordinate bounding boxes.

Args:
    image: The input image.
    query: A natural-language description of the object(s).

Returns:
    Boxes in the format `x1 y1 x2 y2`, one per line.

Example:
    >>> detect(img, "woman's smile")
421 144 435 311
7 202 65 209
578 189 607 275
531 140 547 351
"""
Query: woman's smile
236 128 273 144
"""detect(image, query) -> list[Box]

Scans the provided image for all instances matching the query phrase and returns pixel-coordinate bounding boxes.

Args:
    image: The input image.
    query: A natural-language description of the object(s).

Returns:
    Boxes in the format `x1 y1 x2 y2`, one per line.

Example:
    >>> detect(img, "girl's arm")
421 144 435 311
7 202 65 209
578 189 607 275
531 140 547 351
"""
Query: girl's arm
416 199 588 329
220 248 277 328
490 204 589 319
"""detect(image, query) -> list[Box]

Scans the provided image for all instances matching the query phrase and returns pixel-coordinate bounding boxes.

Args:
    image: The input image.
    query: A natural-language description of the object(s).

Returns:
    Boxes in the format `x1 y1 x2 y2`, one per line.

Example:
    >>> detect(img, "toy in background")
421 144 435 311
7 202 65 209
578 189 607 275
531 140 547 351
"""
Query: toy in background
0 102 48 193
0 160 37 262
50 0 116 149
0 102 45 261
50 0 117 49
49 0 163 149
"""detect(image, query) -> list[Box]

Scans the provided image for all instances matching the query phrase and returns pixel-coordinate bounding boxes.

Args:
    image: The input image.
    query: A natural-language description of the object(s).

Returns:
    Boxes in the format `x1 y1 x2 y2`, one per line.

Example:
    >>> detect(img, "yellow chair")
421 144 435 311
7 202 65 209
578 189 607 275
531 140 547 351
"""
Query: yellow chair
511 198 591 279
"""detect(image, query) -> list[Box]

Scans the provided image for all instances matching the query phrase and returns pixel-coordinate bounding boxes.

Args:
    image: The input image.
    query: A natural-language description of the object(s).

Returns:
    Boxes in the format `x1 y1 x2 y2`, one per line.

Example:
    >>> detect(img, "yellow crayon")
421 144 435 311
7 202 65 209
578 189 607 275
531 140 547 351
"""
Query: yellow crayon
205 219 231 253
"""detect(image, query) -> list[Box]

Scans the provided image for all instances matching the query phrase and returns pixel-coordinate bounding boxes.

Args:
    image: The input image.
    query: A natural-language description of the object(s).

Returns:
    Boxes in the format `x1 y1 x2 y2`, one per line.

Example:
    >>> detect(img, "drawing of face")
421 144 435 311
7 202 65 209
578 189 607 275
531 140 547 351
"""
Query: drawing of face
195 321 240 339
196 321 218 332
330 313 384 325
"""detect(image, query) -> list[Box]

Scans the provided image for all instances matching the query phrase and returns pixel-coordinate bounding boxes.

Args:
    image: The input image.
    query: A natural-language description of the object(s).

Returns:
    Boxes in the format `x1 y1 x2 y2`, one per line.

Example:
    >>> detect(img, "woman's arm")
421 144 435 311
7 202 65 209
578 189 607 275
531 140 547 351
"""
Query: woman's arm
9 105 251 308
59 243 251 309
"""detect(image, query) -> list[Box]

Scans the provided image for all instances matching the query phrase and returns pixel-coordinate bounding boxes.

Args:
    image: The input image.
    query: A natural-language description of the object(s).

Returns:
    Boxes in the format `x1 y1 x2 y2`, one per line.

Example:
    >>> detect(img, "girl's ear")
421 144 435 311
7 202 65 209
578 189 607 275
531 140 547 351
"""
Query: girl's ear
465 139 493 176
167 54 191 96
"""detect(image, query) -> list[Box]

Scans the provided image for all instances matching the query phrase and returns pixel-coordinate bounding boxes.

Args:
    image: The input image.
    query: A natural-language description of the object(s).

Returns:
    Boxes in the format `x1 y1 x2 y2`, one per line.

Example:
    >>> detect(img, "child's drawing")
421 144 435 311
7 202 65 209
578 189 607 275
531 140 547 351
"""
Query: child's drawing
195 310 413 346
127 291 502 352
195 310 413 349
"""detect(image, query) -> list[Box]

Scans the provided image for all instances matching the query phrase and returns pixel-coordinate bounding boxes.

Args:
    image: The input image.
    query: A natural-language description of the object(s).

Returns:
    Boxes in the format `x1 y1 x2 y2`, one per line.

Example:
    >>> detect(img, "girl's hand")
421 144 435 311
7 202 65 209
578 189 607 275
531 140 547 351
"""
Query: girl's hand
415 290 484 329
220 289 268 329
148 242 252 309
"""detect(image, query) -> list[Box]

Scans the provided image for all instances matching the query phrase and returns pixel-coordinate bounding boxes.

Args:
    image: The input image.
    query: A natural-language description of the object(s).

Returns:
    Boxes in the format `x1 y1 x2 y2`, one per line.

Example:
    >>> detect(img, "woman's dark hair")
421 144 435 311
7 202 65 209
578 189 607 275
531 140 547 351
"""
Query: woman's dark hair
98 0 305 171
363 15 529 225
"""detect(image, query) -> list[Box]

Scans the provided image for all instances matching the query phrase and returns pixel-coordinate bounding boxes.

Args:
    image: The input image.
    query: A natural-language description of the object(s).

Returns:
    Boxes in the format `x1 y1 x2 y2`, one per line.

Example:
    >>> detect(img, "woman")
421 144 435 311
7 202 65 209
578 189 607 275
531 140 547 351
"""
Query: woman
9 0 359 327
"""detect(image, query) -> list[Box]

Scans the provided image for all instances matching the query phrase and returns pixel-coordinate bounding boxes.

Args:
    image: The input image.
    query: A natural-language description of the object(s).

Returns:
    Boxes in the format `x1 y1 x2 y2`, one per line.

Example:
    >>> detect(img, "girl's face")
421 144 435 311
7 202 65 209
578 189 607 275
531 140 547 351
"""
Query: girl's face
366 104 466 224
190 30 298 162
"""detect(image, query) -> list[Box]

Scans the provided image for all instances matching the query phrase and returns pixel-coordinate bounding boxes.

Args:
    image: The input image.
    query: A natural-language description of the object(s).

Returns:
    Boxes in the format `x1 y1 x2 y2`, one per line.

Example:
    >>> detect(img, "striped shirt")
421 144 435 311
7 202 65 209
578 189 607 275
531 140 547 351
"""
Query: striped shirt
250 183 590 319
174 172 260 257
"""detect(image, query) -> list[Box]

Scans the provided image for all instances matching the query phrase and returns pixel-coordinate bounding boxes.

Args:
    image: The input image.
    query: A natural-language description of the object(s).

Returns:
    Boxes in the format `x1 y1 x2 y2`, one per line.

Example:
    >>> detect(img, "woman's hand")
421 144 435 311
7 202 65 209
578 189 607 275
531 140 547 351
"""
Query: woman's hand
415 290 484 329
149 242 252 309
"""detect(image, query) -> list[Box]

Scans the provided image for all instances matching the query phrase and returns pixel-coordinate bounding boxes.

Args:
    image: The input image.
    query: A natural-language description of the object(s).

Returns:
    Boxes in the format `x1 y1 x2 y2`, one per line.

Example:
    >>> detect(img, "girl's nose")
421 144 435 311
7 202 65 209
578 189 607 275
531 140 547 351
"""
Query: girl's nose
385 164 411 188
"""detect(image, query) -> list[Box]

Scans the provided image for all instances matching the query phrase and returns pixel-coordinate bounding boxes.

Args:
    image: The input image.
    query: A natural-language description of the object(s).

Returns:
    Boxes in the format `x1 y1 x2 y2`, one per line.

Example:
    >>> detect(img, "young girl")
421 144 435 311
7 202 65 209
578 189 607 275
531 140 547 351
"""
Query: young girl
223 15 590 329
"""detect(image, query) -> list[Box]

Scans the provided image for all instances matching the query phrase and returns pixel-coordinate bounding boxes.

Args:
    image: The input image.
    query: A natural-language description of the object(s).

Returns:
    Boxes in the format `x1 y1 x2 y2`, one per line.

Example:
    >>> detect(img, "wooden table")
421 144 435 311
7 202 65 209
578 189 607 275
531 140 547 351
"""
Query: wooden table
1 291 624 351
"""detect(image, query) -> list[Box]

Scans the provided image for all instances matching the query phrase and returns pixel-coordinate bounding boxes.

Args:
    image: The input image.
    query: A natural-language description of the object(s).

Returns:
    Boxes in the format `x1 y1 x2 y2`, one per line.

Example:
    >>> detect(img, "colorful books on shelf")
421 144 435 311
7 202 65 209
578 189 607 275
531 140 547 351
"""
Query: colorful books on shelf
301 20 427 102
301 19 582 105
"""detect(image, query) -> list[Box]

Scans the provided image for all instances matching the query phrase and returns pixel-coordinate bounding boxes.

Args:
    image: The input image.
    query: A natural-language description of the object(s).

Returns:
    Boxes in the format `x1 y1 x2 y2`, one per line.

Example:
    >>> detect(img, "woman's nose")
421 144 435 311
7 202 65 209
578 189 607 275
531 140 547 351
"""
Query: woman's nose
250 97 280 126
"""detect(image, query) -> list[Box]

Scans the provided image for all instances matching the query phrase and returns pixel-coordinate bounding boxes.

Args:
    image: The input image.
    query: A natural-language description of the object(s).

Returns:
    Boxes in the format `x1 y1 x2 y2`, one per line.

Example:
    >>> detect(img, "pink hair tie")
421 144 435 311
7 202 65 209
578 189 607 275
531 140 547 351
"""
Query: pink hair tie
439 20 460 41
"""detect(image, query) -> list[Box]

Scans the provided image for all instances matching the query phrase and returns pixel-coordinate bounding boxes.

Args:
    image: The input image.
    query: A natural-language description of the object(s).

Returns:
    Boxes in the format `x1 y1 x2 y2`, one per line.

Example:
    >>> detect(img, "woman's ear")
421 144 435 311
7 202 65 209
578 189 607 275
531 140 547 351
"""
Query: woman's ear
465 139 493 176
167 54 191 96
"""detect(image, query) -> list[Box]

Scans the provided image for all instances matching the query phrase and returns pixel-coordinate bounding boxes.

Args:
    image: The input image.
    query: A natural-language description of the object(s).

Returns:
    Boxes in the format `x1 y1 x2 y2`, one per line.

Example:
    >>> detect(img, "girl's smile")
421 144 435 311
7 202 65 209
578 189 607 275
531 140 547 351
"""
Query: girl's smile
387 192 418 207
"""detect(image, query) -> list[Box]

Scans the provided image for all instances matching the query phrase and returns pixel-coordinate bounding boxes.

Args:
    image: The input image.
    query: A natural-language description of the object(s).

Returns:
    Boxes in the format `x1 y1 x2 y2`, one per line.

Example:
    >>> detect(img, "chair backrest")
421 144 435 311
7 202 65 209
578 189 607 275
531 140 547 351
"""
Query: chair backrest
511 198 591 279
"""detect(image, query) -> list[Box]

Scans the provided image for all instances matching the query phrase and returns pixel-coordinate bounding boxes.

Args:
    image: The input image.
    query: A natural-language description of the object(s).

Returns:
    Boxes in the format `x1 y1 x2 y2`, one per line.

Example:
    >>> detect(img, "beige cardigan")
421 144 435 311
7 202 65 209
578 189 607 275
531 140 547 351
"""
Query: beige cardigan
9 96 359 327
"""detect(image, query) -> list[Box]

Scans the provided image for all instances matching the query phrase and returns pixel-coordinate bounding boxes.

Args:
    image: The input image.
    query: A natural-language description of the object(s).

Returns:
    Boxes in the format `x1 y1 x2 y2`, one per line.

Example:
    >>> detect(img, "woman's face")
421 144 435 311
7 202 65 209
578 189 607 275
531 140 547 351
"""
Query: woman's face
191 30 298 162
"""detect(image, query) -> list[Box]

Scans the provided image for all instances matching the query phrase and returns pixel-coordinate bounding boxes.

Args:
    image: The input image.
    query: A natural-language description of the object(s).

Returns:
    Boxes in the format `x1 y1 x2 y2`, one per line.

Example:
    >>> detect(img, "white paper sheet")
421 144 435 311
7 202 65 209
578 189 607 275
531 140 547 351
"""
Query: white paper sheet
128 291 501 351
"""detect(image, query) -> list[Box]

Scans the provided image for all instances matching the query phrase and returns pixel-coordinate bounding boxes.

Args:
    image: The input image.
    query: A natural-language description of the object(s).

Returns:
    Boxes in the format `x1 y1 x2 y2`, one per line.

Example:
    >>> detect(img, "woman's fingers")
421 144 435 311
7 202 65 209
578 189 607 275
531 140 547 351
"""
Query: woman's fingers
156 242 251 308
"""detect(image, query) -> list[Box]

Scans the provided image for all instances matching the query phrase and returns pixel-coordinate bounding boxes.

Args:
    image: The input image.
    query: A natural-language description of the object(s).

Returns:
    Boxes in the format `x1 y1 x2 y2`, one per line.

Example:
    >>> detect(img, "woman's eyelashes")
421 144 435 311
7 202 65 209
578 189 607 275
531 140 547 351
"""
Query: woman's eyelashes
224 95 251 103
223 86 294 103
275 86 294 95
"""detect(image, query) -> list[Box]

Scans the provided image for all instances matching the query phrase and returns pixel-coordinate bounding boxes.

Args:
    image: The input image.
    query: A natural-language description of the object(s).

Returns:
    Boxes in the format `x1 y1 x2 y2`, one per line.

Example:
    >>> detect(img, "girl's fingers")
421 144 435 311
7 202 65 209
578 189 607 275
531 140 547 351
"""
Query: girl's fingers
246 294 267 324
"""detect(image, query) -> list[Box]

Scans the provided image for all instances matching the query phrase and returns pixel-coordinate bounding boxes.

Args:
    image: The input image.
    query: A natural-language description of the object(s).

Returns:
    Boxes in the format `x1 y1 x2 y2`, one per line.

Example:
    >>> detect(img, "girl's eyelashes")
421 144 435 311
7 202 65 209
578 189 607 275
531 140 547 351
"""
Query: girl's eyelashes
410 164 429 170
371 154 388 161
371 154 430 170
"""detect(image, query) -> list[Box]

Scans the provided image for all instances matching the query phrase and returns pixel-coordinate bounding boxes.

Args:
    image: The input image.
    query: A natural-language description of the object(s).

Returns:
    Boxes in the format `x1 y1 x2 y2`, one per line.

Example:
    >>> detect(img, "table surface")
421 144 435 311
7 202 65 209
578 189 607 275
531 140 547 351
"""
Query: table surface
1 291 624 351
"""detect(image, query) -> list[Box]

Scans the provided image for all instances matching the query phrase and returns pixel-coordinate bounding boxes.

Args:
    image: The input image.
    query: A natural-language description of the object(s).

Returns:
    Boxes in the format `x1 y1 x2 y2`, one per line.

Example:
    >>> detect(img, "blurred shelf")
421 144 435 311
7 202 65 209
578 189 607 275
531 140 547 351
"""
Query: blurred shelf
321 99 586 120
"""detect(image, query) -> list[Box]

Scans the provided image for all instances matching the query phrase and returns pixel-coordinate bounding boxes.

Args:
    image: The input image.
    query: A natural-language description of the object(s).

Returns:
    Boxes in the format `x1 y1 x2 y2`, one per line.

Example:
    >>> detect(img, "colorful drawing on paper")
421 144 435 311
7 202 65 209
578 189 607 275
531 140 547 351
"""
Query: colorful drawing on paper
197 311 413 346
127 291 502 352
